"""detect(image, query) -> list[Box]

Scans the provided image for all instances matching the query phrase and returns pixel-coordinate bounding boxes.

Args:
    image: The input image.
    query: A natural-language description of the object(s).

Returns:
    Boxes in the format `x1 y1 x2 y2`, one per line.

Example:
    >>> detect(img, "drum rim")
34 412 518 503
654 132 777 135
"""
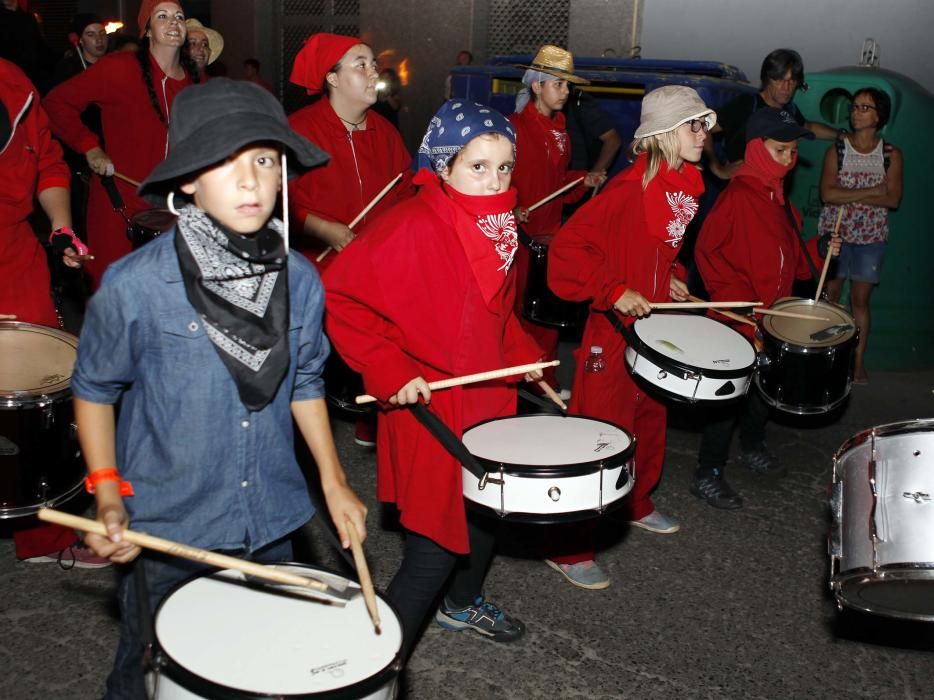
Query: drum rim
832 418 934 463
832 564 934 622
464 487 630 524
463 414 635 476
624 315 756 379
0 478 85 520
760 297 857 347
754 374 849 415
628 369 750 404
153 562 402 699
0 321 78 401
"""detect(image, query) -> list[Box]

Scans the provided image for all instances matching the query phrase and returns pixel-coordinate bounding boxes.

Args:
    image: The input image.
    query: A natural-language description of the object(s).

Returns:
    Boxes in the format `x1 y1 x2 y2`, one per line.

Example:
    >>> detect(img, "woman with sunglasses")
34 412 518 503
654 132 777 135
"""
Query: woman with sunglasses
544 86 713 589
819 89 903 385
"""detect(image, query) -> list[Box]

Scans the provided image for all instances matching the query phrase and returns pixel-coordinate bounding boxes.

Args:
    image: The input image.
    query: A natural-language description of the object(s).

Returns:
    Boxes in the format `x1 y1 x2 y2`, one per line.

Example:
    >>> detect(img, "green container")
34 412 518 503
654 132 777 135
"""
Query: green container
790 67 933 369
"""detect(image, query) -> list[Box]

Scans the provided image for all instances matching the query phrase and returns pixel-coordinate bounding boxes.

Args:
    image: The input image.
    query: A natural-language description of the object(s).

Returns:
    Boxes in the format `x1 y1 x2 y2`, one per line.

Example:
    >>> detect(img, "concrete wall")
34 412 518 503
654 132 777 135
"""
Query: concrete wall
568 0 639 58
641 0 934 94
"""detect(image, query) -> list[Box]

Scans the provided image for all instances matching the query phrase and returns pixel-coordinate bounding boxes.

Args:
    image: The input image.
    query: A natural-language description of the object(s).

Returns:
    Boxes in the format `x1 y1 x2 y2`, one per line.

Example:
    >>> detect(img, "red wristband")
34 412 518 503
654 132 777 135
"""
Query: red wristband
85 468 134 497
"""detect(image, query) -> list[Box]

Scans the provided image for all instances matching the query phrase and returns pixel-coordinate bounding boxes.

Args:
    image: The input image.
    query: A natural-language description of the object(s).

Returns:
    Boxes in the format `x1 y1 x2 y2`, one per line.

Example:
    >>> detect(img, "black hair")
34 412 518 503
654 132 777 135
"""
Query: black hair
853 87 891 130
760 48 805 90
244 57 260 70
136 34 200 126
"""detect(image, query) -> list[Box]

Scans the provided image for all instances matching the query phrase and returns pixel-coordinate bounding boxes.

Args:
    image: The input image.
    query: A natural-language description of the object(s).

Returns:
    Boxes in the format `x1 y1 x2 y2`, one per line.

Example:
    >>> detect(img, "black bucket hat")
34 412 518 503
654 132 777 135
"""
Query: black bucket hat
139 78 329 197
745 107 814 143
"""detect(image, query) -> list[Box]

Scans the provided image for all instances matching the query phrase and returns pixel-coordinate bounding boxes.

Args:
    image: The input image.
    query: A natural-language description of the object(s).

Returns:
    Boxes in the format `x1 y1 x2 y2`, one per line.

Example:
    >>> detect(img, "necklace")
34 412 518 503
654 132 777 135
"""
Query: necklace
338 114 367 131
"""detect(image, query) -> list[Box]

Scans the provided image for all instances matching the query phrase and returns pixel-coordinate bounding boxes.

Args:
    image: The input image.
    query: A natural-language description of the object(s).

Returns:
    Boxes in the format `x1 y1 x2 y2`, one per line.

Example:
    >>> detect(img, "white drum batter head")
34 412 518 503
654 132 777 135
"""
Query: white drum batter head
463 414 631 468
761 298 856 348
0 322 77 399
630 314 755 373
154 565 402 698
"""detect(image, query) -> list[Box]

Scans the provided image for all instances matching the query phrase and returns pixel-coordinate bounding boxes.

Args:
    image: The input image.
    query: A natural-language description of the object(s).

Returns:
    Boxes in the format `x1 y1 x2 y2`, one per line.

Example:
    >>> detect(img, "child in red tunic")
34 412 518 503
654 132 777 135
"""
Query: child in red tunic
325 100 542 658
546 86 715 588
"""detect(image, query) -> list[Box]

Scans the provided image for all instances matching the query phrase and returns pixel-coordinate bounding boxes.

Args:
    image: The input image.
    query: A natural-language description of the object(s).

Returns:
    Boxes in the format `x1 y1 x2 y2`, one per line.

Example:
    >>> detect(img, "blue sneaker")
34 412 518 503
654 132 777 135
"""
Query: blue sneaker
435 596 525 642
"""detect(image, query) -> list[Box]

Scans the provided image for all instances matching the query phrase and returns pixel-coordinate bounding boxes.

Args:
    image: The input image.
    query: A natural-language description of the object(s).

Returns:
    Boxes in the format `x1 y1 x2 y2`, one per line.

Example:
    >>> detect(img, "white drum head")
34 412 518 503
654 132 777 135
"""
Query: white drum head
0 322 77 397
631 314 755 371
762 298 856 347
463 415 631 466
155 566 401 695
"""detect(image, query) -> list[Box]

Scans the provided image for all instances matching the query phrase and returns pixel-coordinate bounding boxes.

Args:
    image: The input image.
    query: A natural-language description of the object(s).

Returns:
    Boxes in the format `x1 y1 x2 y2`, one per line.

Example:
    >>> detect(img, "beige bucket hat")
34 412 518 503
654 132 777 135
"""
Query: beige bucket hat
634 85 716 138
517 45 589 85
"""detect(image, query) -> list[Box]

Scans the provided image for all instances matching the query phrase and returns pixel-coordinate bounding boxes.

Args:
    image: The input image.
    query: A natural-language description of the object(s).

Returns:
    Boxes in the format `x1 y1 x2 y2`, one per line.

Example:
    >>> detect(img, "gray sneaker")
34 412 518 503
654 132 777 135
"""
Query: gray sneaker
737 444 783 474
630 509 680 534
545 559 610 589
435 596 525 642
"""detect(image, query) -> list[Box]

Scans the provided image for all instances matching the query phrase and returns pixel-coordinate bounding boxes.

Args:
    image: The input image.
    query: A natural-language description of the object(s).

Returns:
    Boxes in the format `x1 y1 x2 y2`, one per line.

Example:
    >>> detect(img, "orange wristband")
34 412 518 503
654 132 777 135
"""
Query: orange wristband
85 468 135 497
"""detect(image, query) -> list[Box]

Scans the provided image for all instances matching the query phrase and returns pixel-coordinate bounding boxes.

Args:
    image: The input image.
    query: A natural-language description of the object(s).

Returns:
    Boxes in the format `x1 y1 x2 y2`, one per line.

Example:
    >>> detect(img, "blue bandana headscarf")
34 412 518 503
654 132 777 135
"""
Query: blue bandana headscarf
415 100 516 174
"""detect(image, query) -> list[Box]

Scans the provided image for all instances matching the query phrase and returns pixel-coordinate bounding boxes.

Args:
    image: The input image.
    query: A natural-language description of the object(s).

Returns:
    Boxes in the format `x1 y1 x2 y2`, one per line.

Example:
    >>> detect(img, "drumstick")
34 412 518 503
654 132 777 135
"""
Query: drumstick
355 360 560 405
0 314 16 320
814 207 844 301
651 301 761 310
686 294 756 327
38 508 329 593
316 173 405 262
752 307 832 322
114 171 142 189
537 381 568 411
527 177 585 213
346 519 381 634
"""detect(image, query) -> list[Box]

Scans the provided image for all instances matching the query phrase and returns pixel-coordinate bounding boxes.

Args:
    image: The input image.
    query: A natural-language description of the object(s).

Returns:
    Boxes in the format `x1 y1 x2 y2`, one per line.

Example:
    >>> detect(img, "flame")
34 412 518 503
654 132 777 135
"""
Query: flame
105 21 124 34
397 58 409 87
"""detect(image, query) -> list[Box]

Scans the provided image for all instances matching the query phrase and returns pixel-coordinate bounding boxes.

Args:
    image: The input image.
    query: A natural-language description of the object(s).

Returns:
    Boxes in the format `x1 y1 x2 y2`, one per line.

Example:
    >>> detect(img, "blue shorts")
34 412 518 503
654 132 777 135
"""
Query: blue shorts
834 241 886 284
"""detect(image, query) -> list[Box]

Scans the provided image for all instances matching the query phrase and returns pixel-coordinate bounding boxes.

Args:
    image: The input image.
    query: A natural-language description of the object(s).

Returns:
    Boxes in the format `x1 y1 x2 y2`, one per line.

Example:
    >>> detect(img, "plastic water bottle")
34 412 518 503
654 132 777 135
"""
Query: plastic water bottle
584 345 606 373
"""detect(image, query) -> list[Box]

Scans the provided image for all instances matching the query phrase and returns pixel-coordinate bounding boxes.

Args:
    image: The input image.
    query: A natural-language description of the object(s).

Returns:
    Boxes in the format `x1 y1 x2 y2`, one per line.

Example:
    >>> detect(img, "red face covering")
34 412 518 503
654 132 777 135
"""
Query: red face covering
735 138 796 204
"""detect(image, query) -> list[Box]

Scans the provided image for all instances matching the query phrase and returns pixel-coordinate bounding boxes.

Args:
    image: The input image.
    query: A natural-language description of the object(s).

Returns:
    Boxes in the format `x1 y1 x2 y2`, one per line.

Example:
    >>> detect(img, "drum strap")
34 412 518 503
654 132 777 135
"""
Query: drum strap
517 386 567 415
407 403 487 480
599 308 635 344
516 224 534 249
782 200 821 281
132 558 157 671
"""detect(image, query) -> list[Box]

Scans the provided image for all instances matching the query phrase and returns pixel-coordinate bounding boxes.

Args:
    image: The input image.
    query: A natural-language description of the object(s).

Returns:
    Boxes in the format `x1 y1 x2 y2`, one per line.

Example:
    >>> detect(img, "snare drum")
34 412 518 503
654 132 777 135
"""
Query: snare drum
0 322 83 519
624 314 755 402
152 564 402 699
756 298 857 414
522 235 589 329
829 419 934 621
128 209 177 249
461 414 633 522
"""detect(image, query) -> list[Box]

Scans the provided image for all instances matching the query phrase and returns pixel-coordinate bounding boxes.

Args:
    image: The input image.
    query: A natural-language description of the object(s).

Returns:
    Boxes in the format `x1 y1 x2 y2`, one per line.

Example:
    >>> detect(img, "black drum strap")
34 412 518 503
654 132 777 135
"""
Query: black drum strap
100 174 127 213
783 199 821 282
599 308 635 343
516 224 534 249
407 403 487 480
517 386 567 415
132 557 156 673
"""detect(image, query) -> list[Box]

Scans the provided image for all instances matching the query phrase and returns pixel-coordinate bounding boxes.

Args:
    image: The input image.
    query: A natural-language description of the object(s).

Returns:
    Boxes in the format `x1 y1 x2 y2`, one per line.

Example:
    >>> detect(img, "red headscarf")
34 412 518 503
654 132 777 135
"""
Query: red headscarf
137 0 184 38
289 33 361 95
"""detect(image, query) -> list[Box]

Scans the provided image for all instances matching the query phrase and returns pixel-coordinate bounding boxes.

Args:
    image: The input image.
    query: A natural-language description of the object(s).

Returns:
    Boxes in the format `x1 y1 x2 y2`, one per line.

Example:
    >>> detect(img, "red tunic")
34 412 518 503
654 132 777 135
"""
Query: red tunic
325 178 541 553
549 157 700 519
0 59 70 327
288 99 414 269
44 51 192 288
695 174 819 340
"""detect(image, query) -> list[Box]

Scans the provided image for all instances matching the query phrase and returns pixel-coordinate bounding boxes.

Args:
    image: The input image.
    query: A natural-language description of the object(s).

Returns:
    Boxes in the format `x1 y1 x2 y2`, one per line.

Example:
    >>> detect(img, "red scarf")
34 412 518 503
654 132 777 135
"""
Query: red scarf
521 102 570 169
734 138 796 204
631 155 705 249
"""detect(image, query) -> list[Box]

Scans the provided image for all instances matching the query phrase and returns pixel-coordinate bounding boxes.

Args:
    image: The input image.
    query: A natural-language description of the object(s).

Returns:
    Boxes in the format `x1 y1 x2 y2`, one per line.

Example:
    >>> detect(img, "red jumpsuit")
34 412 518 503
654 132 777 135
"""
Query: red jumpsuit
548 155 703 559
0 59 77 558
288 99 414 269
44 51 192 288
508 102 586 383
325 175 541 553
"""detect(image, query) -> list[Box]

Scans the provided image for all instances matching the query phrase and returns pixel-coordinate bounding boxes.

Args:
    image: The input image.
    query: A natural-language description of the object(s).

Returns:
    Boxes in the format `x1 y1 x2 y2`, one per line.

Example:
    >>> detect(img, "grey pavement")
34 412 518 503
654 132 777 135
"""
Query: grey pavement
2 366 934 699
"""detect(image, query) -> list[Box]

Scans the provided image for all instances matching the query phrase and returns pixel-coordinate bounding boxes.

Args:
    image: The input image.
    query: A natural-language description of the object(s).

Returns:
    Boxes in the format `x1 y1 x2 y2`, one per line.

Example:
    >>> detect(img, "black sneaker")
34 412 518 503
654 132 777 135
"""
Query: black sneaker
690 469 743 510
435 596 525 642
736 444 783 474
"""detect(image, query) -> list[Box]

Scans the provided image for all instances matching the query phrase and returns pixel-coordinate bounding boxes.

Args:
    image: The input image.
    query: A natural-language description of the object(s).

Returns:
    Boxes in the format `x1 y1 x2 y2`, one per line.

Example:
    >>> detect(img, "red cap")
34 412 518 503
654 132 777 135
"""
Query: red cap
138 0 184 38
289 33 361 95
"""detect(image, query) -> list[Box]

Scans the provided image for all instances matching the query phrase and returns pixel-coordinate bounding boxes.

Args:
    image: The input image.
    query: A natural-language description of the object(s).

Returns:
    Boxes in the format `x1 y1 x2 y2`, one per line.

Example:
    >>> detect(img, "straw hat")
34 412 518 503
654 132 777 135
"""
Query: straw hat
517 45 589 85
185 18 224 65
633 85 716 139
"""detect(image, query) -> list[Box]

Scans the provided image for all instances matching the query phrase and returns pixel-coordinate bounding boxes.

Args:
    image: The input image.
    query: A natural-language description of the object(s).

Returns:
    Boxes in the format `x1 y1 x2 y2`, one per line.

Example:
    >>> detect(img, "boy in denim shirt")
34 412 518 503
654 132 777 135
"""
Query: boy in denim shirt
73 78 368 698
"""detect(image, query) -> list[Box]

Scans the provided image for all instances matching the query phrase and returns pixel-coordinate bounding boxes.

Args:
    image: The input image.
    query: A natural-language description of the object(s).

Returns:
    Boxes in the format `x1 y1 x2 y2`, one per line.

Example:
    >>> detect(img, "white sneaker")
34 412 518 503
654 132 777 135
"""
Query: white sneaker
630 510 680 534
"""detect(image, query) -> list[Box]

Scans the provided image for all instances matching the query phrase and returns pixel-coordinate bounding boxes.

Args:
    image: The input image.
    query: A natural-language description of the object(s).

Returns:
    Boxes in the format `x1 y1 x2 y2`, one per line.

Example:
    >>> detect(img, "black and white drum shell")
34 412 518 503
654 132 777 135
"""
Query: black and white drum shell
151 564 402 699
461 414 634 522
829 419 934 621
756 298 857 415
521 235 589 330
624 314 755 402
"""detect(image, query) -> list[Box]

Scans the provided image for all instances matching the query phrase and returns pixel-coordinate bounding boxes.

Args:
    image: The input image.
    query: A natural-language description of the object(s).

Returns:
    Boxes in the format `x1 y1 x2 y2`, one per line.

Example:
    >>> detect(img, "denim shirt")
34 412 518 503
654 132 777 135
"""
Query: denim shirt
71 228 328 552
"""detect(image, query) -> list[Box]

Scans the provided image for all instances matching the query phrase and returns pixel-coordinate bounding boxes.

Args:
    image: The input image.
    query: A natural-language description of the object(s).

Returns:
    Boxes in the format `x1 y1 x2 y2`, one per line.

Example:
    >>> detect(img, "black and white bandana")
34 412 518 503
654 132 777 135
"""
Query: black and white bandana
174 205 290 411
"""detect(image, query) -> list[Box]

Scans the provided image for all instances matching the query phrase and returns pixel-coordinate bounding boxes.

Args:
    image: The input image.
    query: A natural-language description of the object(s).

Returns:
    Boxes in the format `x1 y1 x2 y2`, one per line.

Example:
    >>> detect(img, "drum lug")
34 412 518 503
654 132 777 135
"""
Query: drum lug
657 370 668 380
41 400 54 429
478 471 504 490
548 486 561 502
828 481 843 558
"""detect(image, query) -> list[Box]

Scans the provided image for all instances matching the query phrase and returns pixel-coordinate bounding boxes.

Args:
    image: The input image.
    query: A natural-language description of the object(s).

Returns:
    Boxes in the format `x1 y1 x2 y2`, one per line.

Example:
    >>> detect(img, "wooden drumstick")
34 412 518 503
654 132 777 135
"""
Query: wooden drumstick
752 307 832 322
651 301 761 310
346 519 381 634
114 171 142 189
527 177 585 213
814 207 844 301
686 294 756 327
316 173 405 262
537 381 568 411
355 360 561 405
38 508 330 593
0 314 17 320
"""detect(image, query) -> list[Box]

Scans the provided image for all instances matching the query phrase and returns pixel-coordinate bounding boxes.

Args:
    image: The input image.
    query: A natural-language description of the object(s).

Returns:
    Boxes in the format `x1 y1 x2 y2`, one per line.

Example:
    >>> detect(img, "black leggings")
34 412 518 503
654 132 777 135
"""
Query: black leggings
697 390 770 474
386 518 496 660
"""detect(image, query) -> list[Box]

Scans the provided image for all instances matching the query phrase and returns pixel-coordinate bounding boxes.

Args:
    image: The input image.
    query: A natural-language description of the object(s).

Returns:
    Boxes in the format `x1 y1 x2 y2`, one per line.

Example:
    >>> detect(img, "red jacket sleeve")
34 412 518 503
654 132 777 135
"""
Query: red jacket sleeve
34 99 70 193
44 55 124 154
